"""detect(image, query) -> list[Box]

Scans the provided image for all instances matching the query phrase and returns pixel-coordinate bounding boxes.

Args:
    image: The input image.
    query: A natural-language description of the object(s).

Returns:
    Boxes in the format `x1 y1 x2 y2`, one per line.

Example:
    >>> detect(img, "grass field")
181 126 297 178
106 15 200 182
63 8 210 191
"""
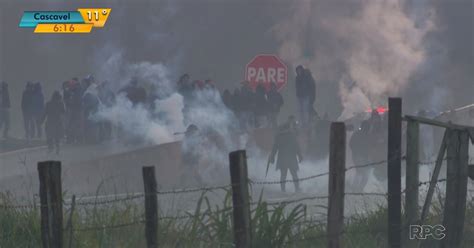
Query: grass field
1 191 474 248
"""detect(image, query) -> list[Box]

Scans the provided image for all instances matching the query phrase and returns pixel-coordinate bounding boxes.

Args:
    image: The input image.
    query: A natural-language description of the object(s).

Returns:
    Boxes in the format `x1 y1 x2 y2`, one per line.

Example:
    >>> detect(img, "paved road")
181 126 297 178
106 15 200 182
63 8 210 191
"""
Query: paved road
0 140 153 198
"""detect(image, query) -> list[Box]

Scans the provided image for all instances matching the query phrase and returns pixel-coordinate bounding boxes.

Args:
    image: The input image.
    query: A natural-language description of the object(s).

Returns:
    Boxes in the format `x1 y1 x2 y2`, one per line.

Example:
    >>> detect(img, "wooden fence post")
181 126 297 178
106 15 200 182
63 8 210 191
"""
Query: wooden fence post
38 161 63 248
387 98 402 248
229 150 251 248
405 120 419 248
327 122 346 248
442 130 469 248
143 166 158 248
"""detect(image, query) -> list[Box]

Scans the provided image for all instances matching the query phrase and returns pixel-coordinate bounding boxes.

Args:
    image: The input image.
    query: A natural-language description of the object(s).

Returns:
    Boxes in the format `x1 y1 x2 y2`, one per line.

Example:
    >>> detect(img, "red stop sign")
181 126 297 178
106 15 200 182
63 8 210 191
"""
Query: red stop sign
245 54 288 91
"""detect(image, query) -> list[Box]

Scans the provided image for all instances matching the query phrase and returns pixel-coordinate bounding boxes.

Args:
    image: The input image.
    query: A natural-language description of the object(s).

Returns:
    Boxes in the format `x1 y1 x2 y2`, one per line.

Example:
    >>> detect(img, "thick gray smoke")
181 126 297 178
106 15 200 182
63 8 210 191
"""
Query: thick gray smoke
271 0 435 119
91 47 243 184
93 49 239 146
84 0 471 187
90 48 183 144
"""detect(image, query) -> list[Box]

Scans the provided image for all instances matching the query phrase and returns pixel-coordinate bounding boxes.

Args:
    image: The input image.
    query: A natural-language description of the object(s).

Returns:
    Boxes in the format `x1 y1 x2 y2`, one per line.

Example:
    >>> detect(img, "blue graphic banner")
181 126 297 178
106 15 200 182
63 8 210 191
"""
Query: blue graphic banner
19 11 85 28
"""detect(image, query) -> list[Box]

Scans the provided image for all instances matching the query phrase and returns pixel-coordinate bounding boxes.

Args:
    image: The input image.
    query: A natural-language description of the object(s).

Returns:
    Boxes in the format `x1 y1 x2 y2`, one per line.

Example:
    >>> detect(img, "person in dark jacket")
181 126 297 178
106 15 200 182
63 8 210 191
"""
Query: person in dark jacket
32 82 45 139
0 81 11 138
83 83 101 144
239 81 255 130
295 65 316 126
222 89 233 111
368 110 387 182
66 80 84 144
177 74 192 99
349 120 371 192
231 88 243 128
177 74 194 126
98 81 115 141
119 78 147 106
254 84 269 128
21 82 35 141
42 91 66 154
267 82 284 128
268 116 302 192
180 124 204 186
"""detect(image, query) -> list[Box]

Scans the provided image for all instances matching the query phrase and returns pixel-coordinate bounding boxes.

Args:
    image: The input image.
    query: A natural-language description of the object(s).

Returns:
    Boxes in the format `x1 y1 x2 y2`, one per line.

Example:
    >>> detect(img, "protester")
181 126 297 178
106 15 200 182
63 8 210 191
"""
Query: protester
177 74 194 125
21 82 35 141
147 83 160 114
180 124 204 186
268 116 302 192
266 82 284 128
32 82 45 139
98 81 115 141
231 88 243 126
204 79 215 90
239 81 255 129
82 83 101 144
295 65 316 126
177 74 192 96
349 120 371 192
368 110 387 182
81 75 94 94
254 83 269 128
119 78 147 106
192 80 205 91
221 89 233 110
0 81 10 139
66 79 84 144
368 109 383 133
42 91 66 154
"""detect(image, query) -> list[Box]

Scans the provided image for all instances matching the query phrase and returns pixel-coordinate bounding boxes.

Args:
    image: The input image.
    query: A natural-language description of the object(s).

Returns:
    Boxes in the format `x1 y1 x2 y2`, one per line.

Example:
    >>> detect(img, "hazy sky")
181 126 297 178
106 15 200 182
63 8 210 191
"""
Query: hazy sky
0 0 472 136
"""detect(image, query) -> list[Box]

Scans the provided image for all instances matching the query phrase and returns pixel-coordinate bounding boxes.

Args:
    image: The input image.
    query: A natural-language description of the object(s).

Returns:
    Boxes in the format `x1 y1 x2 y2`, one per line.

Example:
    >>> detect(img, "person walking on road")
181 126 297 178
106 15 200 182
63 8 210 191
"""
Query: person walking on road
42 91 66 154
268 116 302 192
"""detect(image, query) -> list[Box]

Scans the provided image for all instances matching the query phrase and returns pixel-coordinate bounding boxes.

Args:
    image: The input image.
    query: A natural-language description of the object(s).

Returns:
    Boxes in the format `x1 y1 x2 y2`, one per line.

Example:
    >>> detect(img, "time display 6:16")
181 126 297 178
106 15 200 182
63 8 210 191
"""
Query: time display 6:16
53 24 75 32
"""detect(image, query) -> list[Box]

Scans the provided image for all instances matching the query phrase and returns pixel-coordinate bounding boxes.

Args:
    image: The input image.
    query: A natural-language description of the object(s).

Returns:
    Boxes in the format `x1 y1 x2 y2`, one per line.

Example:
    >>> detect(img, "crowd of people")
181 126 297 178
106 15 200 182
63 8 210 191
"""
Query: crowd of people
0 65 303 154
4 64 468 193
177 72 286 130
0 76 119 153
0 65 320 190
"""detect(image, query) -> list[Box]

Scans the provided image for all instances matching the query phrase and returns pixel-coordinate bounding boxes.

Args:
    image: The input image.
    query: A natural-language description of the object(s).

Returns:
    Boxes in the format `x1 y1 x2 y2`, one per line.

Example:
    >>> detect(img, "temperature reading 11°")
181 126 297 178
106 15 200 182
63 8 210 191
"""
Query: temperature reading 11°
87 11 99 21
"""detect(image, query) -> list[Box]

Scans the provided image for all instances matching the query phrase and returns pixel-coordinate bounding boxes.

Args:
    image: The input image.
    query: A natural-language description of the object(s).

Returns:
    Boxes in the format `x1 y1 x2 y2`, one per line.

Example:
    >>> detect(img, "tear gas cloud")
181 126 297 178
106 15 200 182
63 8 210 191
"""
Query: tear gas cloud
272 0 435 119
86 0 471 185
94 51 233 142
93 50 243 180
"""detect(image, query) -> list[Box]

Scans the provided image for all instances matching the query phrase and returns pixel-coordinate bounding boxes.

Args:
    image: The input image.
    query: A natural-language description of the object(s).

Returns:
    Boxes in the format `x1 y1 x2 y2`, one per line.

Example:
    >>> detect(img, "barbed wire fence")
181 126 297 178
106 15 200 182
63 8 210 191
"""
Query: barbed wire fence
1 150 473 247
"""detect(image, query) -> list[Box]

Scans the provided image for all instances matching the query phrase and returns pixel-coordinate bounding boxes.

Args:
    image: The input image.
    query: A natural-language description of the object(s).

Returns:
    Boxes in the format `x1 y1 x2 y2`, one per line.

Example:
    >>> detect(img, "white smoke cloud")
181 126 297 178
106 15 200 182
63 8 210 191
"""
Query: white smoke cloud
95 94 183 145
272 0 435 120
92 49 242 182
